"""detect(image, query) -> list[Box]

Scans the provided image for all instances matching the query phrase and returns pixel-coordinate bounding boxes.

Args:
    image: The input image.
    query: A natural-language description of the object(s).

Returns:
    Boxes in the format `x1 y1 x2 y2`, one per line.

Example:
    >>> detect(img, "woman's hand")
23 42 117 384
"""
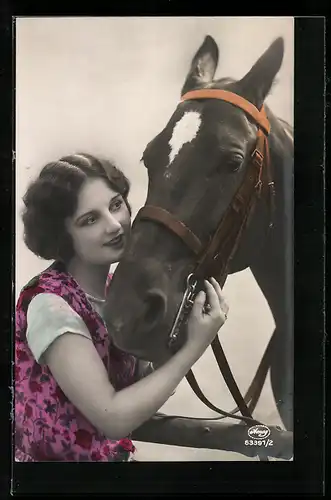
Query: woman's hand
185 277 229 355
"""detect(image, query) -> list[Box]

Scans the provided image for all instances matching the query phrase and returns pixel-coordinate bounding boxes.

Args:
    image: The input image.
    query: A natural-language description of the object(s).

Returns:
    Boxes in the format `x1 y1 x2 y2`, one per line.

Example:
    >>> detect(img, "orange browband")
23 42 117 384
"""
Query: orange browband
181 89 270 136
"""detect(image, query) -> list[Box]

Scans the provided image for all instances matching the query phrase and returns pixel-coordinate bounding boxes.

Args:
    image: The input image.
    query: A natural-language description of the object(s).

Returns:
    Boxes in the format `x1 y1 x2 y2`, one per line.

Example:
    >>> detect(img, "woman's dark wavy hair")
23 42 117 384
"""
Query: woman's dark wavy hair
22 153 132 262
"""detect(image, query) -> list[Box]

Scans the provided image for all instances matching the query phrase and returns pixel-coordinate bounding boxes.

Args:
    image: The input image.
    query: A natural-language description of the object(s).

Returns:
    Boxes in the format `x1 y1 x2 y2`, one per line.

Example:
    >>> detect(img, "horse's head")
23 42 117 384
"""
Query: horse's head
104 35 285 364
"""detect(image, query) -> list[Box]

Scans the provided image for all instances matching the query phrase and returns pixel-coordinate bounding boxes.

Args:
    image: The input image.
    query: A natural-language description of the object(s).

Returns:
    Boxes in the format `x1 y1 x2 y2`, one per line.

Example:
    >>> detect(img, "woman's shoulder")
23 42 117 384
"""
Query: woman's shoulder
26 293 92 364
19 262 64 294
27 293 90 332
16 263 70 311
28 292 76 315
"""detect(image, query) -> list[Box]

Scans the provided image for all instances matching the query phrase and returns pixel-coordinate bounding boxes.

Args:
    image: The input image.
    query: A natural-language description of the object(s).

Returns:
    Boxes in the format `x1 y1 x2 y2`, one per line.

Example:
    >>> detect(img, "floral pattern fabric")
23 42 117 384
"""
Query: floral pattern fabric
14 261 138 462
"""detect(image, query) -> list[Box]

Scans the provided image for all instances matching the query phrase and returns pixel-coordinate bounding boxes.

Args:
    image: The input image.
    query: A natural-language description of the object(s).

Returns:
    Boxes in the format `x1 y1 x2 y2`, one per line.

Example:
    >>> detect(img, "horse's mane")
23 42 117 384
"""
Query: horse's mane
277 116 293 135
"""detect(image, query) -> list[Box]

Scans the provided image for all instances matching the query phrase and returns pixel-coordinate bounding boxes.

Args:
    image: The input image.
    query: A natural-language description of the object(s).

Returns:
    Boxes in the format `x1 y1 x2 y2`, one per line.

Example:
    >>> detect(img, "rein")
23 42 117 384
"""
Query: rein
135 89 276 436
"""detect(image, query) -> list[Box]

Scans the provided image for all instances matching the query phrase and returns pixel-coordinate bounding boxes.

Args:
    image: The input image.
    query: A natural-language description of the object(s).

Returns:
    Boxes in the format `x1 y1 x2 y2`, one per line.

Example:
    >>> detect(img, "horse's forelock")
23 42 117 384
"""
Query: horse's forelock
206 77 237 89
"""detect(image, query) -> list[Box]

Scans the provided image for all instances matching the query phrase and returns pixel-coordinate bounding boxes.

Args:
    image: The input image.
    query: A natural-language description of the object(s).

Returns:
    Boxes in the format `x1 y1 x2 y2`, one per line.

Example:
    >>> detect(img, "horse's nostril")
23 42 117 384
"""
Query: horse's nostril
144 289 167 331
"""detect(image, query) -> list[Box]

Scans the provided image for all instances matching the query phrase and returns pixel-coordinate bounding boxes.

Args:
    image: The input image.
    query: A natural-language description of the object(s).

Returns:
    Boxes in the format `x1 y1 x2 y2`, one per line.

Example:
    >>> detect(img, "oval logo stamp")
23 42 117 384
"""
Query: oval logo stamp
247 424 271 439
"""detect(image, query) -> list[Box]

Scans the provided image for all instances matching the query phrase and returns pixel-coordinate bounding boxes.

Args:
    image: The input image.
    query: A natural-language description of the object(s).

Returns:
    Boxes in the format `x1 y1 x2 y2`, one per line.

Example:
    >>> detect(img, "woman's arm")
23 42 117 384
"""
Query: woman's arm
44 332 208 440
45 332 292 459
44 279 226 440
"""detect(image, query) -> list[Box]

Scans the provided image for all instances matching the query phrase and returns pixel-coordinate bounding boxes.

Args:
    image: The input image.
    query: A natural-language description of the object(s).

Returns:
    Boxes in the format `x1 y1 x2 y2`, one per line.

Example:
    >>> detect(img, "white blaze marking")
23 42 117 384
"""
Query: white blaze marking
168 111 202 166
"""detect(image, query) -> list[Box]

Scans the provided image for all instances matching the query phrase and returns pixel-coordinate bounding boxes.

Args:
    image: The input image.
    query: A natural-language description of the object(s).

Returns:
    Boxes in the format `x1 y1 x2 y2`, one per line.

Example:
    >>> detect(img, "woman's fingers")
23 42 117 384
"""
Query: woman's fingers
209 277 224 305
191 290 207 316
204 279 221 313
192 278 229 323
209 277 229 316
210 278 229 313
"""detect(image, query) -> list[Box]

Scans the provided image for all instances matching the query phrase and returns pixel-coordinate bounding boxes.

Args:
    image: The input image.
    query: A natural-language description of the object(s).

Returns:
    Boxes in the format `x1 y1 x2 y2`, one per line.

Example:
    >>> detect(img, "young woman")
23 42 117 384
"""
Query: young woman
15 152 229 462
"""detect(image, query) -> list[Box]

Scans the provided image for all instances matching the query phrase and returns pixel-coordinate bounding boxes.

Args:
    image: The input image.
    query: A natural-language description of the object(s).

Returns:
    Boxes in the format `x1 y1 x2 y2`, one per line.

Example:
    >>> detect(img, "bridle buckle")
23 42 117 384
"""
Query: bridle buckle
255 178 263 196
251 148 264 168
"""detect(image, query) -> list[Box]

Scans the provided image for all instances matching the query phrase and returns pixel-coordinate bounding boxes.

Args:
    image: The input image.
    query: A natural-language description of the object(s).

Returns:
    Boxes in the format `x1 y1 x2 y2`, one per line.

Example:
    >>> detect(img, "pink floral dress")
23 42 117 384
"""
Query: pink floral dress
14 261 138 462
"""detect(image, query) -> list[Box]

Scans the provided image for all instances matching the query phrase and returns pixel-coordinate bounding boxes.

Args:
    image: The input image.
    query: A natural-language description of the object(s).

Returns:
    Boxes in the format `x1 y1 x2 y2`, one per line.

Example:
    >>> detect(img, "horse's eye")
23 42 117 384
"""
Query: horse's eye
228 154 244 172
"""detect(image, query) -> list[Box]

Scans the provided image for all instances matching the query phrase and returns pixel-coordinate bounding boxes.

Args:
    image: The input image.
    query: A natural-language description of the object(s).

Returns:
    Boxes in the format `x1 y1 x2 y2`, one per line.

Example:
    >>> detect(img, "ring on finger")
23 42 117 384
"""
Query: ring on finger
203 303 212 314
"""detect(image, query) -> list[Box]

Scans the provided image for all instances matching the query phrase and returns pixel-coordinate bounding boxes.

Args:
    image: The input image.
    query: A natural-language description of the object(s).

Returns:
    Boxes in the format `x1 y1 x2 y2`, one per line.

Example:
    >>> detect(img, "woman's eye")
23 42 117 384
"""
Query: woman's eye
85 215 96 225
110 199 123 211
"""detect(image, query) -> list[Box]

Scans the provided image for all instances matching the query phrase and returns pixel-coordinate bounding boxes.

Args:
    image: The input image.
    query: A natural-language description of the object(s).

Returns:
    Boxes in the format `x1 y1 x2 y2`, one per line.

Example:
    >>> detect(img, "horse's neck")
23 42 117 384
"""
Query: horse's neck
250 116 294 324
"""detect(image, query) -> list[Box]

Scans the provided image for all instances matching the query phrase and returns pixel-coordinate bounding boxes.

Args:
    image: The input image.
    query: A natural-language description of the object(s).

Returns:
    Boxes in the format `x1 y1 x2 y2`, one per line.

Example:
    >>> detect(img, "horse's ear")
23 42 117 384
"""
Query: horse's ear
238 37 284 109
181 35 219 96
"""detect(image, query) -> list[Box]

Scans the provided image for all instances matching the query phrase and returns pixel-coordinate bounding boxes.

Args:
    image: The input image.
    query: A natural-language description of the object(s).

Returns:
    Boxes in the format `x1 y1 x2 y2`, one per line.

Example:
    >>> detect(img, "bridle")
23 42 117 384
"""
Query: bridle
135 89 276 439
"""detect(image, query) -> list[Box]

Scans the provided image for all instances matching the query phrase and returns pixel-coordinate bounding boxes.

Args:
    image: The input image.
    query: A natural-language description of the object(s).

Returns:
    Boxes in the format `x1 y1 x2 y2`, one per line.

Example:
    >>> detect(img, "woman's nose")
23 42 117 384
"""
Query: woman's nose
104 212 122 233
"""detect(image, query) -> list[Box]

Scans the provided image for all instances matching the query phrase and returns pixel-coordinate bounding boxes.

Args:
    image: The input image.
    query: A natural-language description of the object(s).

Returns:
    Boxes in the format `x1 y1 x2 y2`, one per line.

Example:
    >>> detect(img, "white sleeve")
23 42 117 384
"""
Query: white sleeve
26 293 92 364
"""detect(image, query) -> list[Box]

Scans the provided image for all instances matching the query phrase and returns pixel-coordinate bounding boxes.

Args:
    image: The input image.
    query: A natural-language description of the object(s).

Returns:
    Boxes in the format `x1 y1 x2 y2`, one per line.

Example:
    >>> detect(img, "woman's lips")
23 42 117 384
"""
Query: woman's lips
103 234 124 247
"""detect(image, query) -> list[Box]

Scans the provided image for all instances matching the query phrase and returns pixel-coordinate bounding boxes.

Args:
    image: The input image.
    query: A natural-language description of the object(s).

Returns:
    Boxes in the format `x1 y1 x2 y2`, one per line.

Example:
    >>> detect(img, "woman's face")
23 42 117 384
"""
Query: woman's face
65 177 131 266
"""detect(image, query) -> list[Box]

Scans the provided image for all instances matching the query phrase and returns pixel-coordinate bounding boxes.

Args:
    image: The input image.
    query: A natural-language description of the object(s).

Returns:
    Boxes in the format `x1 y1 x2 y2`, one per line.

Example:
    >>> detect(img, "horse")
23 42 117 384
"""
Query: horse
104 35 294 433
